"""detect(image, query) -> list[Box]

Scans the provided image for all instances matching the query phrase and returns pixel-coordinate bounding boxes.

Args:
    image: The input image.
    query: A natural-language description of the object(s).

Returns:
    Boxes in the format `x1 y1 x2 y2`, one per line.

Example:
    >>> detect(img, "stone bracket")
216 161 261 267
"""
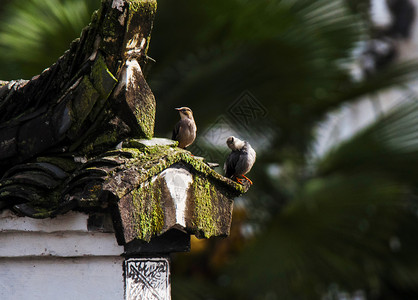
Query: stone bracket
124 257 171 300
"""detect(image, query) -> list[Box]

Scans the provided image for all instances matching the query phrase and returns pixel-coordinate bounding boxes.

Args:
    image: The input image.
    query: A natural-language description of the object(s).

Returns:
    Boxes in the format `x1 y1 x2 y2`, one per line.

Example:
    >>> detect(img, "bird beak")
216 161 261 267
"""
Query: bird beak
175 108 181 111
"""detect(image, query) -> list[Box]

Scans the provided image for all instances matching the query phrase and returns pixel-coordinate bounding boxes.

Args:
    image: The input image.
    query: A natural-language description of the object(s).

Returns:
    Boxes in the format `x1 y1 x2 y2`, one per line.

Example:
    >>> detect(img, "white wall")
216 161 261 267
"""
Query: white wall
0 257 124 300
0 210 125 300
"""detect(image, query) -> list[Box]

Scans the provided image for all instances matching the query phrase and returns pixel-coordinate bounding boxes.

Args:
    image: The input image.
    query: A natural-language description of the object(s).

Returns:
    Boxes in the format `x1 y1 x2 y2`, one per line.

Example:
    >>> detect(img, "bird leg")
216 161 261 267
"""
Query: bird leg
236 177 245 185
235 175 253 185
242 175 253 185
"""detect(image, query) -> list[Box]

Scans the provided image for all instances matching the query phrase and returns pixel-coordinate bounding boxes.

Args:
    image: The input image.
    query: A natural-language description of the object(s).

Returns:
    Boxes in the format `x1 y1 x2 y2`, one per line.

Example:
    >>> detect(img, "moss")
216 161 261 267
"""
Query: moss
131 179 164 242
118 147 144 158
136 97 155 139
82 129 120 153
36 157 78 173
90 8 100 25
191 174 218 238
108 141 245 240
126 0 157 58
128 0 157 14
15 187 61 219
0 180 13 187
103 142 246 195
68 76 99 137
0 191 11 197
90 54 118 99
78 182 103 208
102 12 118 37
88 54 118 125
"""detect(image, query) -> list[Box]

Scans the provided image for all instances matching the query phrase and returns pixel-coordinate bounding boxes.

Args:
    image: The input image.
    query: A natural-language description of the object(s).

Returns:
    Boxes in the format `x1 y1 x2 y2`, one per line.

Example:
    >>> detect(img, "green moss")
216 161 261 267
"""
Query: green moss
10 186 61 219
136 97 155 139
68 76 99 137
102 13 117 37
82 129 120 153
0 180 13 187
131 179 164 242
90 8 100 25
128 0 157 14
103 141 246 195
90 54 118 99
0 191 11 197
126 0 157 58
78 183 103 208
118 147 144 158
88 54 118 125
36 157 77 173
191 174 218 238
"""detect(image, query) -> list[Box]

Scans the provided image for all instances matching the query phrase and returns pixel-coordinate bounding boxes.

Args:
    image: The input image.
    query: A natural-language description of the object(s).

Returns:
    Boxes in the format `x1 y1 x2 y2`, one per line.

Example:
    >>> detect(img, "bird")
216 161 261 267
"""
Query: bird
224 136 256 185
172 107 197 149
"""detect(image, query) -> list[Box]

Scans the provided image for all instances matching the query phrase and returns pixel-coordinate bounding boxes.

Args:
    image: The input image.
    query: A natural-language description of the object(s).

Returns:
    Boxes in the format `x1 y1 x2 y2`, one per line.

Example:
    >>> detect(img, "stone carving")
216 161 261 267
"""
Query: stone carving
125 258 170 300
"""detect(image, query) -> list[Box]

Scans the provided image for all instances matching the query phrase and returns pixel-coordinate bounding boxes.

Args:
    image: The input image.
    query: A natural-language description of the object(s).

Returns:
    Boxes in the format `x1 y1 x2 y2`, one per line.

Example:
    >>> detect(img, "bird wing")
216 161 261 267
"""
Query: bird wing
224 151 240 178
234 152 250 176
172 121 180 141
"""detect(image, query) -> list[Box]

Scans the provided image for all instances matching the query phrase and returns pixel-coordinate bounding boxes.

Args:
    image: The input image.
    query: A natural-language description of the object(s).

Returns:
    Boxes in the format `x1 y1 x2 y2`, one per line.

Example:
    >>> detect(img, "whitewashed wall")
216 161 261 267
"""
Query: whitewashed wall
0 210 125 300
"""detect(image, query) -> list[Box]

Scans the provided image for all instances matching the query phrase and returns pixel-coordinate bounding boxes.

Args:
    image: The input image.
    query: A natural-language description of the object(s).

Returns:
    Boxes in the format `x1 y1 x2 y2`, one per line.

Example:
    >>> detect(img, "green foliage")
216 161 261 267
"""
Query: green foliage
151 0 362 144
147 0 418 299
226 101 418 299
0 0 98 79
150 0 418 157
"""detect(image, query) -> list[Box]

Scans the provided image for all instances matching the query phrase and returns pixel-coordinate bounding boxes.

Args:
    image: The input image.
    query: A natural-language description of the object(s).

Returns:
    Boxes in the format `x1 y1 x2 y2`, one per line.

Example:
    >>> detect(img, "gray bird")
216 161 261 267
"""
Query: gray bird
172 107 197 149
224 136 256 185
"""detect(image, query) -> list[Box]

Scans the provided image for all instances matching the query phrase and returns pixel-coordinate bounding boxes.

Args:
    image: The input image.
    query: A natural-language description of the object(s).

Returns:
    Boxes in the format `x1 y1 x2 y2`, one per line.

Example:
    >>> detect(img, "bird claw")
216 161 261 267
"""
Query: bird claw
242 175 253 185
235 176 253 185
236 177 245 185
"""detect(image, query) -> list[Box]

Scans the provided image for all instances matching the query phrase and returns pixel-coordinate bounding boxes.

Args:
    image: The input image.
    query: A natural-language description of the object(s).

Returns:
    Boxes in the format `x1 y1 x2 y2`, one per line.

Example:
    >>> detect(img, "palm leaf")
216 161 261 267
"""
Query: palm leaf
151 0 418 156
0 0 98 79
225 100 418 299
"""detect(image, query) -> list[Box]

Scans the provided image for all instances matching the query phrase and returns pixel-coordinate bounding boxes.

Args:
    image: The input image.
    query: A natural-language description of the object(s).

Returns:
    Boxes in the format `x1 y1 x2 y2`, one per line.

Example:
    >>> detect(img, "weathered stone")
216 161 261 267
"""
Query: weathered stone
124 138 177 148
100 141 245 244
124 229 190 255
124 257 171 300
0 0 157 172
113 59 155 139
0 125 18 160
0 1 250 254
112 164 236 244
0 139 246 226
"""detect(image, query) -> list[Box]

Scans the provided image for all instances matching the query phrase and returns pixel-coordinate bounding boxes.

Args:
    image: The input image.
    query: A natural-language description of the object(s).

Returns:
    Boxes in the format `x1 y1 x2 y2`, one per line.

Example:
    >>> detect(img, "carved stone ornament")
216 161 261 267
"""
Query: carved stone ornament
125 257 170 300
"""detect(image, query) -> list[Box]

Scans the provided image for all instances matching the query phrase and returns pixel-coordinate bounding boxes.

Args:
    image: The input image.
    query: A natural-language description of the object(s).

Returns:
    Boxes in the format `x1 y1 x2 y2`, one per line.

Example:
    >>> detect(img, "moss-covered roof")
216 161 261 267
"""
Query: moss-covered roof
0 0 250 245
0 138 248 243
0 0 157 171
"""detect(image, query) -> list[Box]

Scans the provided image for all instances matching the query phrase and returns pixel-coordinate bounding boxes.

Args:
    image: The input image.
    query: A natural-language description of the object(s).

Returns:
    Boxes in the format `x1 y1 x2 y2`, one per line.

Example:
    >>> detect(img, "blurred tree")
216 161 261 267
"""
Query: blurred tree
0 0 98 80
1 0 418 299
148 0 418 299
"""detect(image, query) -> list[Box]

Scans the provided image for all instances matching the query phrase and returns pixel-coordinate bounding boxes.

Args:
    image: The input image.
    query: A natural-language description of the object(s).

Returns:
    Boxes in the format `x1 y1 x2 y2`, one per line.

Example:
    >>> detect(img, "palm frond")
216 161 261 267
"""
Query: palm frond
317 98 418 183
0 0 98 79
225 99 418 299
151 0 418 156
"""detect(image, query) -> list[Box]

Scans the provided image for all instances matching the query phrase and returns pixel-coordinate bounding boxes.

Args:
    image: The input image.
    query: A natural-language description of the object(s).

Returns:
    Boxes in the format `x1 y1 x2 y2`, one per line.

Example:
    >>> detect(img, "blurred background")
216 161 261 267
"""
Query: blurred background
2 0 418 299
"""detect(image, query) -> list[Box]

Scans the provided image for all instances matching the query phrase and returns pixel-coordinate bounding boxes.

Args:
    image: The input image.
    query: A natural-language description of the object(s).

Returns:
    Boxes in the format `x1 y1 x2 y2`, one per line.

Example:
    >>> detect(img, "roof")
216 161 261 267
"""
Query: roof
0 138 248 243
0 0 250 245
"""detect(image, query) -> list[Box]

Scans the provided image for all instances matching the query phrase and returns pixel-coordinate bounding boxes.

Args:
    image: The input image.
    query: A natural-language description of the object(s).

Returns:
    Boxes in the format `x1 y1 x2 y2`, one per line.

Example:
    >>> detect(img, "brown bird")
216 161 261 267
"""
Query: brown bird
224 136 256 185
172 107 197 149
